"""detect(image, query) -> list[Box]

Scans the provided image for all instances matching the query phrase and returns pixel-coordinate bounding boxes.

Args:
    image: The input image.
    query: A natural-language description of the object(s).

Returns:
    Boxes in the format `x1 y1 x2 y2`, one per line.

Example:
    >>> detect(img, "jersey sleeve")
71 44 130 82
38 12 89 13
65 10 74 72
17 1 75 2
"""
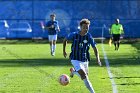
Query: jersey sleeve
66 32 75 40
120 25 124 34
55 21 60 30
89 34 96 48
45 21 50 27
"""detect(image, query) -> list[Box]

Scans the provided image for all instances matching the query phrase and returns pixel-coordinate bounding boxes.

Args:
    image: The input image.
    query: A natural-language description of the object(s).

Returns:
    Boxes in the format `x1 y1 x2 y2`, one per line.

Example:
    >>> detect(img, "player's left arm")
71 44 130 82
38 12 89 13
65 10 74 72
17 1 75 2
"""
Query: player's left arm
90 35 102 66
56 21 60 32
92 46 102 66
120 24 124 38
63 33 74 58
121 24 124 34
63 38 68 58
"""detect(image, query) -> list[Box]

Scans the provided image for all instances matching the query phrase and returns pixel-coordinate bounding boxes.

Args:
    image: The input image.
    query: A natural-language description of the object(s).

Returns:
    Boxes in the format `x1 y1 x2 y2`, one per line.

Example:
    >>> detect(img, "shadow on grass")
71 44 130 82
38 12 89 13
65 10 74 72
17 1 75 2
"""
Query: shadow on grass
113 76 140 79
101 76 140 79
107 58 140 66
0 39 64 44
0 59 70 67
131 42 140 53
0 59 101 77
0 57 139 68
116 83 140 86
0 58 101 67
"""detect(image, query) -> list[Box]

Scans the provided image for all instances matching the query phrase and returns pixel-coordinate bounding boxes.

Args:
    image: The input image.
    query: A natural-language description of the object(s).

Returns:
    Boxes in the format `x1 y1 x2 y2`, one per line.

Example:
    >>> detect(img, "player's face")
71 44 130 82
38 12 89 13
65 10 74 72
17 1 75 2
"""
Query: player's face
81 24 89 34
50 15 55 21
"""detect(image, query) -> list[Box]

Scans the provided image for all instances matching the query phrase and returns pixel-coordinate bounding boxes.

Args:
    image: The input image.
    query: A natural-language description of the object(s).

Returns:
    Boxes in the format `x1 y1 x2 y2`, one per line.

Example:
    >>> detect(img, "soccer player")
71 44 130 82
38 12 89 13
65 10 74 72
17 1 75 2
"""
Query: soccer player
110 19 124 50
45 14 60 56
63 19 102 93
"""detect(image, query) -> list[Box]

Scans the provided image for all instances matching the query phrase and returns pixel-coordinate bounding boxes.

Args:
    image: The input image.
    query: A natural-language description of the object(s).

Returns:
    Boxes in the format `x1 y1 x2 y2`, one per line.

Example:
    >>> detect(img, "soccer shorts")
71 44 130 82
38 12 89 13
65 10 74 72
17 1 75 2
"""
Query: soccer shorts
71 60 89 74
113 34 120 41
48 35 57 41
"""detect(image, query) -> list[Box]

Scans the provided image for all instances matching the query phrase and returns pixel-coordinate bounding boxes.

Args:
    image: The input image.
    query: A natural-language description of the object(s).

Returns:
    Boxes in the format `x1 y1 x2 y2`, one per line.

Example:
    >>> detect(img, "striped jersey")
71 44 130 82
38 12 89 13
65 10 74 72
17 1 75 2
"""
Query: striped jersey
45 20 59 35
66 32 96 62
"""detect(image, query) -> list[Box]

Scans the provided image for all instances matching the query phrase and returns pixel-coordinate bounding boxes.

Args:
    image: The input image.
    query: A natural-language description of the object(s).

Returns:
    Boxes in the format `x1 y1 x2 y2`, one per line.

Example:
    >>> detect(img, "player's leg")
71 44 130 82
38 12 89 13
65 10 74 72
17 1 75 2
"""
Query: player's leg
116 34 121 50
49 41 53 55
113 34 117 50
52 40 56 54
80 62 94 93
83 62 89 75
70 60 81 78
48 35 53 55
114 41 117 50
52 35 57 56
71 60 95 93
78 69 95 93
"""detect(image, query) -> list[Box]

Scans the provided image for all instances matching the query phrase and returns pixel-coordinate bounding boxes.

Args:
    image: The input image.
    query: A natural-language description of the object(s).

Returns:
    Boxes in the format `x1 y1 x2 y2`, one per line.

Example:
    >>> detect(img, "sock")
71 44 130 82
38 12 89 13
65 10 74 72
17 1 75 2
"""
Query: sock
50 44 53 52
114 43 117 50
83 78 95 93
117 42 120 50
53 45 56 52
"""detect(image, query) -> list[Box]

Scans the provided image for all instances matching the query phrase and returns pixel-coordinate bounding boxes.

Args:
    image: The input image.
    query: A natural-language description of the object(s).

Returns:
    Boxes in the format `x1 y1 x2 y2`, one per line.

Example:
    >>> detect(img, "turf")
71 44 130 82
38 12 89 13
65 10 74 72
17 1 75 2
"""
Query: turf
0 42 139 93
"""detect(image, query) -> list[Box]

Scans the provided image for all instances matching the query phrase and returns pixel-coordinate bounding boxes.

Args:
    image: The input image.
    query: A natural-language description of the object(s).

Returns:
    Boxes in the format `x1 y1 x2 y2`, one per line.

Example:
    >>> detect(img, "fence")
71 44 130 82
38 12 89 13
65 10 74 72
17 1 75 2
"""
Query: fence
0 0 140 38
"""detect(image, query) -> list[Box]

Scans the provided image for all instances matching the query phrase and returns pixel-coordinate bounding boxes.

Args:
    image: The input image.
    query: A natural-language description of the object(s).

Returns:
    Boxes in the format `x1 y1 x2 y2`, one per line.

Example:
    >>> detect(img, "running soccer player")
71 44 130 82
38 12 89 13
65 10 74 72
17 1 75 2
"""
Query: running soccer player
110 18 124 50
45 14 60 56
63 19 102 93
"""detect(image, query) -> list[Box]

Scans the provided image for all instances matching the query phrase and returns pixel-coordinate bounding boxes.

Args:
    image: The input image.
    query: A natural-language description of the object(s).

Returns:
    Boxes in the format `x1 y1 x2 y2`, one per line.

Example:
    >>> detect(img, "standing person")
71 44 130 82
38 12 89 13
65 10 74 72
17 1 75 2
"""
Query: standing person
45 14 60 56
63 19 102 93
110 18 124 50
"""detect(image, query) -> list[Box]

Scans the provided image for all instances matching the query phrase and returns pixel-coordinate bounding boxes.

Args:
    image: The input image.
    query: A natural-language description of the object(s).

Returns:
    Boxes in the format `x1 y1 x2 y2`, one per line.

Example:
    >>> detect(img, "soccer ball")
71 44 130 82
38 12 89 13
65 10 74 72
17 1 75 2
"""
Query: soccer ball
59 74 70 86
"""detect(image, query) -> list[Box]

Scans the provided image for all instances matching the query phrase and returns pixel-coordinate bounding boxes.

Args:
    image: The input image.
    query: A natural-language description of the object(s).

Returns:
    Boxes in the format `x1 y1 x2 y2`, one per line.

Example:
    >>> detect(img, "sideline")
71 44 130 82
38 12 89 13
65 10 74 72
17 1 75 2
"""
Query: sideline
101 25 118 93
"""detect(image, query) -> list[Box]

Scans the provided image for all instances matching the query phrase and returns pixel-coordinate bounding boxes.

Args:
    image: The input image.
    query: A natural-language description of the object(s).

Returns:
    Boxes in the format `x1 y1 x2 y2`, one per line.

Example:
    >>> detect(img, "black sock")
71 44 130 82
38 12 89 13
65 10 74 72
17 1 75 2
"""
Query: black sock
117 43 120 50
114 43 117 50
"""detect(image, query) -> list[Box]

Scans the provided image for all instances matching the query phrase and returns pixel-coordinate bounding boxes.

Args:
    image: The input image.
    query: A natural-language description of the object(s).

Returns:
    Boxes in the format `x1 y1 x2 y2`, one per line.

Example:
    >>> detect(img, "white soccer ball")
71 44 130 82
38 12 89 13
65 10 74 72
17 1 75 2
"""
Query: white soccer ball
59 74 70 86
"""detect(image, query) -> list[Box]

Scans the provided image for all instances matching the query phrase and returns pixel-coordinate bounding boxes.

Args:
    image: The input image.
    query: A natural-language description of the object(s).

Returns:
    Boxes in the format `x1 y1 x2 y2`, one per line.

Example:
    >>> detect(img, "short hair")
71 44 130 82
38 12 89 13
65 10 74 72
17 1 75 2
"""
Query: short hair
80 19 90 26
50 14 56 17
115 18 119 22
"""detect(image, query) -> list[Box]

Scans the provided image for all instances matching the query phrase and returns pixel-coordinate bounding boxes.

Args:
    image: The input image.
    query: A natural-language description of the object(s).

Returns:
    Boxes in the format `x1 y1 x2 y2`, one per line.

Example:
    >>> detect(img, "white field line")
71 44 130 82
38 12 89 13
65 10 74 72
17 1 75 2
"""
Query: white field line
101 26 118 93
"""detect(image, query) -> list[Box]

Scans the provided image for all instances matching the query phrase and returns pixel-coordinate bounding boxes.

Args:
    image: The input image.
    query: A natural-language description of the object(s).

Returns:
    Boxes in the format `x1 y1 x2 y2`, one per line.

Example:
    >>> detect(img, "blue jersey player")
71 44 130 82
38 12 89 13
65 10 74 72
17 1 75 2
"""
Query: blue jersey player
45 14 60 56
63 19 102 93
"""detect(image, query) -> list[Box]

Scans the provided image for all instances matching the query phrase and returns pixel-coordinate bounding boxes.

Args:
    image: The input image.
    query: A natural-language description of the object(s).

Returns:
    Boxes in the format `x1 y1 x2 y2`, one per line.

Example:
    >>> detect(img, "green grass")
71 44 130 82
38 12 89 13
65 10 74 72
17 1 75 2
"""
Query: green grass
102 42 140 93
0 41 139 93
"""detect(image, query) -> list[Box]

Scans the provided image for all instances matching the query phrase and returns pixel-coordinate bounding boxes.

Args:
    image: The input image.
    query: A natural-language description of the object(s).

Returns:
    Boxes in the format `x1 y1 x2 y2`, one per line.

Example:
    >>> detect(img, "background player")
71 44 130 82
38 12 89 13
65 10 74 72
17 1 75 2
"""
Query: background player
44 14 60 56
110 18 124 50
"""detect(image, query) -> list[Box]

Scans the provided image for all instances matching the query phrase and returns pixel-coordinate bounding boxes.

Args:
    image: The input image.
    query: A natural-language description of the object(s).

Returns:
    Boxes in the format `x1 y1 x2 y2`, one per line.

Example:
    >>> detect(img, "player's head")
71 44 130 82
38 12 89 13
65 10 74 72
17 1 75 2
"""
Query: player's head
50 14 56 21
80 18 90 34
115 18 119 24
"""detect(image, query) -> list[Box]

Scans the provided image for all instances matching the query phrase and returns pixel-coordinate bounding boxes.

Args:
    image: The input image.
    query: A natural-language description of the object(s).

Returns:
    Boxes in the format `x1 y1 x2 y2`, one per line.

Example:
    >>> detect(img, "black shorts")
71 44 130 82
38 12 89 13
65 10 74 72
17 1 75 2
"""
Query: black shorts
113 34 120 41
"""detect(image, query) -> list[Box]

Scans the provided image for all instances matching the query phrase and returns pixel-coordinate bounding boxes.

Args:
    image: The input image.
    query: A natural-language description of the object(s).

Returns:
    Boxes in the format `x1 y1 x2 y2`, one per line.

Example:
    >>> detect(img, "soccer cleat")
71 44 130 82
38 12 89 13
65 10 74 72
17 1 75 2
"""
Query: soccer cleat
51 51 53 56
52 52 55 56
51 51 55 56
70 67 75 78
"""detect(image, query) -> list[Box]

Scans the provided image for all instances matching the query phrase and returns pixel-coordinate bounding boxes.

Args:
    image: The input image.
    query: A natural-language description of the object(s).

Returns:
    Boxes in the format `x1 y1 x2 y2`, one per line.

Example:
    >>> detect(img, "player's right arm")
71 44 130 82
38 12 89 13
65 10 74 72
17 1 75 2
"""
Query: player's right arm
43 21 54 30
63 38 68 58
120 24 124 34
63 32 75 58
109 24 113 39
110 24 113 35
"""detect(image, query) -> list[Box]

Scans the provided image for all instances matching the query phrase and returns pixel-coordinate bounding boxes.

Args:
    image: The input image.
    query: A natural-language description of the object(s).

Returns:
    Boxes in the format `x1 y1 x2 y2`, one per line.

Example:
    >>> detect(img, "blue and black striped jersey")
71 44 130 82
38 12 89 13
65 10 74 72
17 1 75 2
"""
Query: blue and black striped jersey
66 32 96 62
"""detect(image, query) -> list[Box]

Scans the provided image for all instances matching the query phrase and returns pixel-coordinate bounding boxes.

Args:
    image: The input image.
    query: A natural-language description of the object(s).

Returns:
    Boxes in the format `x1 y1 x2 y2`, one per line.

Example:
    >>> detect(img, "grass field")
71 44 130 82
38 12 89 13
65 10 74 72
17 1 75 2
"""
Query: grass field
0 40 139 93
